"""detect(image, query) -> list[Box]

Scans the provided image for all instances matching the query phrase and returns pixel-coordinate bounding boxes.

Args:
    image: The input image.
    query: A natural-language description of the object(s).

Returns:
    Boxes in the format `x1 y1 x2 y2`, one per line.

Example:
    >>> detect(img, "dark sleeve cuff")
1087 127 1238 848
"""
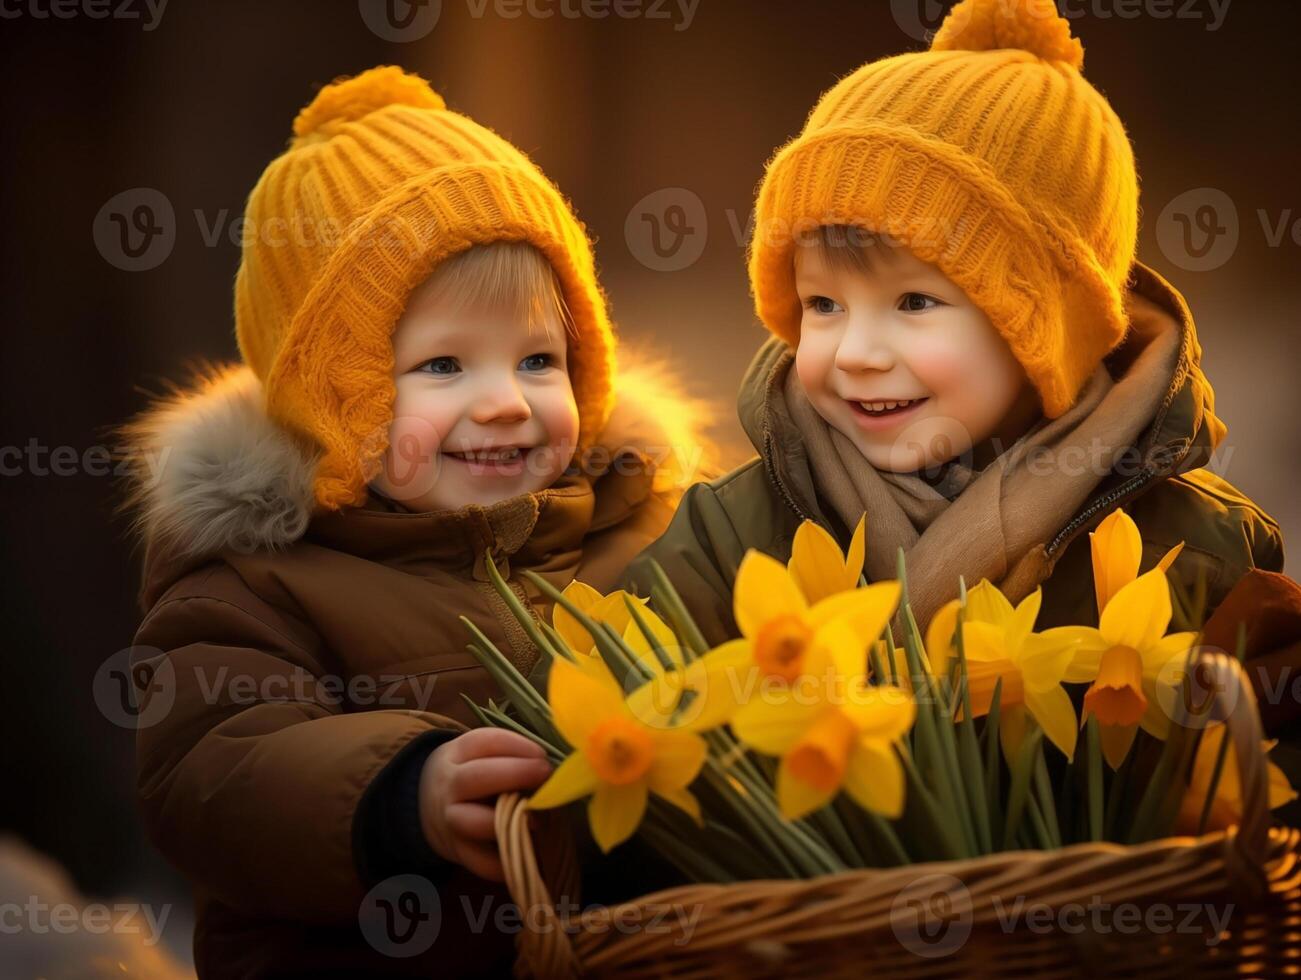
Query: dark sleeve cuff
352 727 463 889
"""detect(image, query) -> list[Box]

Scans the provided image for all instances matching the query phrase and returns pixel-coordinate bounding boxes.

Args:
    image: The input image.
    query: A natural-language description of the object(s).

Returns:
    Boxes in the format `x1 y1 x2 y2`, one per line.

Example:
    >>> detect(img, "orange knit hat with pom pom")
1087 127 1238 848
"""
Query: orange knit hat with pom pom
235 65 617 510
748 0 1140 418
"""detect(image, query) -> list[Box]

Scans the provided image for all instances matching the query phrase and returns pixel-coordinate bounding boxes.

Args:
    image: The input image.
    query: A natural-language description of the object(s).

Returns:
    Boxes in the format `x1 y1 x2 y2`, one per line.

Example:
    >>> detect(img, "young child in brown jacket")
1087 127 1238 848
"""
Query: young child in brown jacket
122 66 705 978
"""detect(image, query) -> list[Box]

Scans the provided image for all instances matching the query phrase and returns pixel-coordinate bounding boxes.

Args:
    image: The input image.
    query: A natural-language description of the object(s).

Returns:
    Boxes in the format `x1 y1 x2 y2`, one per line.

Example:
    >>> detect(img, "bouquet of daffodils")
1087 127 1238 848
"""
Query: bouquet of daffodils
461 509 1296 882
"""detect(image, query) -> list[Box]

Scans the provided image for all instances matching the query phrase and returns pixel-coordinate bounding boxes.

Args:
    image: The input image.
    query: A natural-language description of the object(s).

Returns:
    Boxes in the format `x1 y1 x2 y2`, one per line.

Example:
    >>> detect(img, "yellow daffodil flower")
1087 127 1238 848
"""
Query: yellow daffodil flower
700 550 911 819
1052 566 1199 769
1174 723 1298 834
694 549 903 689
551 581 737 732
552 581 684 675
787 515 867 604
954 581 1081 762
729 615 915 821
1090 508 1183 617
527 653 710 852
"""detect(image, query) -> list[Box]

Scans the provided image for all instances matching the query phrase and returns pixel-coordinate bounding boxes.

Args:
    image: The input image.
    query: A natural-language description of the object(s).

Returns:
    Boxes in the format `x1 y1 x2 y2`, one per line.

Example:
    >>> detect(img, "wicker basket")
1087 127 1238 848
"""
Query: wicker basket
495 653 1301 978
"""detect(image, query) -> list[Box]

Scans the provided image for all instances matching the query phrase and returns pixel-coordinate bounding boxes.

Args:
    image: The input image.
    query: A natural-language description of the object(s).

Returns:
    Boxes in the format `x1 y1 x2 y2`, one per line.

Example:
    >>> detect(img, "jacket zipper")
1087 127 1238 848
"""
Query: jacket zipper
762 423 814 524
1045 471 1157 558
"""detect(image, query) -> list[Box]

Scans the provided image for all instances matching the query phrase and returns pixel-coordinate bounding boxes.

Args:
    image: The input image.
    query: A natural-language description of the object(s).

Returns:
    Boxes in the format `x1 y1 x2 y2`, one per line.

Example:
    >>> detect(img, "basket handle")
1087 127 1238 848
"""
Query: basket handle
1184 650 1271 891
495 791 582 979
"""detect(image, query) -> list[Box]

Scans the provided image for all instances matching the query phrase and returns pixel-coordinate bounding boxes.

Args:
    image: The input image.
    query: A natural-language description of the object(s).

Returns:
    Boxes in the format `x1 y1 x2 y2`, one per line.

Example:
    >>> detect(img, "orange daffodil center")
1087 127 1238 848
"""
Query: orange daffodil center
586 717 655 785
754 614 813 682
785 710 857 793
1082 645 1147 727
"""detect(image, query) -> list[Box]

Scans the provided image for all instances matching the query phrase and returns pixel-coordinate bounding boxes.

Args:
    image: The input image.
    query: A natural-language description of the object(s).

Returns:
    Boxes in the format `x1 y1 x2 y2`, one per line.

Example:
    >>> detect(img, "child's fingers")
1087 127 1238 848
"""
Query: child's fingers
451 755 553 802
451 727 548 762
444 801 497 843
455 840 506 883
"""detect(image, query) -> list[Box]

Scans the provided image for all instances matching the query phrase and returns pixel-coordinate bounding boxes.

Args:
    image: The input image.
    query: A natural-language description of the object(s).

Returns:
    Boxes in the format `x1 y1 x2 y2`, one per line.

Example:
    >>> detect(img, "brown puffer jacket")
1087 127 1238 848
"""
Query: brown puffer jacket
122 357 712 978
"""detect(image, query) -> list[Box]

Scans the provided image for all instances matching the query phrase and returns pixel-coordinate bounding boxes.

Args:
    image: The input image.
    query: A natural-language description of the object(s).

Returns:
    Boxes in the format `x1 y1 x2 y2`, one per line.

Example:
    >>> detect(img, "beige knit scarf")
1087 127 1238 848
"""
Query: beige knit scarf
782 304 1181 631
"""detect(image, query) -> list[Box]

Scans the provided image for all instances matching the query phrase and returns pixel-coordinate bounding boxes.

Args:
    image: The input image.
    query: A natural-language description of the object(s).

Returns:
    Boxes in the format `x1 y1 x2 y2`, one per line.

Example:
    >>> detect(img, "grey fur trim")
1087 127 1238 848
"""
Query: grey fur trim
120 365 318 559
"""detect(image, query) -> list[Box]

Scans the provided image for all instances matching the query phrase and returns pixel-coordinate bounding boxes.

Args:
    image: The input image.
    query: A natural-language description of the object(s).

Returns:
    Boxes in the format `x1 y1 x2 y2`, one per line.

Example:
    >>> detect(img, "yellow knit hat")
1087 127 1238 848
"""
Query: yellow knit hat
749 0 1140 418
235 65 617 510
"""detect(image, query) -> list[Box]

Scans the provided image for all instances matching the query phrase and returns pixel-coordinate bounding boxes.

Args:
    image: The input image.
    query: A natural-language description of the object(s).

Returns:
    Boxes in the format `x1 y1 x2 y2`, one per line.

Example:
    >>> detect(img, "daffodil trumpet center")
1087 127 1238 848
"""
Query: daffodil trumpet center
787 710 855 793
964 658 1024 717
586 717 655 785
754 614 812 683
1083 644 1147 727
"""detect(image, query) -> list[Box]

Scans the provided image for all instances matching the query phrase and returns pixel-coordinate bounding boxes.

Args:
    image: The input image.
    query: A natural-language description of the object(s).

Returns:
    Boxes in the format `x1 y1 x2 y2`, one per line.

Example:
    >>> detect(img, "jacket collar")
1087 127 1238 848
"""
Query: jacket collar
305 470 620 573
123 354 712 602
738 261 1225 554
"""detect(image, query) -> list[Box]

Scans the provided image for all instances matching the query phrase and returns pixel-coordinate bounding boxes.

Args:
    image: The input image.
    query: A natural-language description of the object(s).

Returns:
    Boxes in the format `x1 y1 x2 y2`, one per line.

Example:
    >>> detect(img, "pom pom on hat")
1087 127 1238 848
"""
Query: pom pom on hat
931 0 1084 70
291 65 446 148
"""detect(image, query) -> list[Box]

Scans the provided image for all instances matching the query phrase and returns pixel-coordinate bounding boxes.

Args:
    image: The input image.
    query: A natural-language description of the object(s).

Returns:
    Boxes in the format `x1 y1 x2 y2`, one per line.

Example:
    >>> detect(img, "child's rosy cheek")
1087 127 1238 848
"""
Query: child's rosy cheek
907 342 966 393
379 414 444 501
542 387 580 447
794 339 836 395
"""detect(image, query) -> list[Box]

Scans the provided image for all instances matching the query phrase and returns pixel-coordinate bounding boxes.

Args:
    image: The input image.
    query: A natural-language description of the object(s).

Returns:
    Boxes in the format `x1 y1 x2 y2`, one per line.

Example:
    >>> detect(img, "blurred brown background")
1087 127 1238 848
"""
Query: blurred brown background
2 0 1297 968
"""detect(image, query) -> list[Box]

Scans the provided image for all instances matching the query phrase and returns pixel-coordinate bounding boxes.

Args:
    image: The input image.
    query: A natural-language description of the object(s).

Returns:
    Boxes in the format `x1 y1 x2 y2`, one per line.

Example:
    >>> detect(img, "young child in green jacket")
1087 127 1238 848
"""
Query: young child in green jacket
625 0 1283 649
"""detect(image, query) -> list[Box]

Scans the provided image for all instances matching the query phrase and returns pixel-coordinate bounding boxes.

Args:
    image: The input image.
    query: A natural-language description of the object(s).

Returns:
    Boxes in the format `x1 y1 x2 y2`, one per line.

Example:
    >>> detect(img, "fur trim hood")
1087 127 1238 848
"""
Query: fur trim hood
120 351 717 566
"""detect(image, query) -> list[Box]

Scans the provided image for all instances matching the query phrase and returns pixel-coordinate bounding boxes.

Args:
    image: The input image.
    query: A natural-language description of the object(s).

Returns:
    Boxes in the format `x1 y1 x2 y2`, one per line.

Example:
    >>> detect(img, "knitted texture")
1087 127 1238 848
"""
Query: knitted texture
748 0 1140 417
235 65 617 510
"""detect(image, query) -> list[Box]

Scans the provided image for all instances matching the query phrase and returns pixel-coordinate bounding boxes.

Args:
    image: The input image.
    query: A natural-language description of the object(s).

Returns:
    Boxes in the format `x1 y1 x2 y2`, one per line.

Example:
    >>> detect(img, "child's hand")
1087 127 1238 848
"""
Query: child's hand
418 728 552 882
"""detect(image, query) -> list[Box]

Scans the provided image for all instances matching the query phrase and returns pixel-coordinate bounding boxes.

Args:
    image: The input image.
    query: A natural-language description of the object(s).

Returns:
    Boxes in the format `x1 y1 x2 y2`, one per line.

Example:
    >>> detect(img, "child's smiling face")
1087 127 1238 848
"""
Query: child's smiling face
372 252 580 513
793 232 1040 473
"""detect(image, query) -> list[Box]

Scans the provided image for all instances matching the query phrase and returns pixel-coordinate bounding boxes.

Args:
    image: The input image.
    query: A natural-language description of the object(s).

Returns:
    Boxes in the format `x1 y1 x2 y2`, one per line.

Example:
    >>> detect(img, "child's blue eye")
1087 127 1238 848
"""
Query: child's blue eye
417 356 460 375
899 293 941 313
805 296 843 315
519 353 554 372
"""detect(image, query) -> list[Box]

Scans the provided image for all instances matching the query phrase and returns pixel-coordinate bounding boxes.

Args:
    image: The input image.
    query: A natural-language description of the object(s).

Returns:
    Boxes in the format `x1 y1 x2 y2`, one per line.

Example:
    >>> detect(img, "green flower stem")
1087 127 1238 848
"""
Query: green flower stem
1085 716 1103 842
481 552 565 662
1003 726 1045 850
711 756 846 876
468 698 566 763
898 744 968 861
883 622 901 687
624 597 680 674
949 610 992 854
982 677 1005 843
1127 644 1204 842
1032 749 1063 849
638 807 741 883
698 760 810 878
1104 750 1134 841
647 560 709 660
896 581 979 857
1024 796 1056 850
460 627 553 735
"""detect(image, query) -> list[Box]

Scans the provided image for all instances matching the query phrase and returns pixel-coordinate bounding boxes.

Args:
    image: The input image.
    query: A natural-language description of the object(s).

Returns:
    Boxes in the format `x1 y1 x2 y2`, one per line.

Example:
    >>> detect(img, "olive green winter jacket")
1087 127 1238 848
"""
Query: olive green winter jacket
623 263 1284 647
